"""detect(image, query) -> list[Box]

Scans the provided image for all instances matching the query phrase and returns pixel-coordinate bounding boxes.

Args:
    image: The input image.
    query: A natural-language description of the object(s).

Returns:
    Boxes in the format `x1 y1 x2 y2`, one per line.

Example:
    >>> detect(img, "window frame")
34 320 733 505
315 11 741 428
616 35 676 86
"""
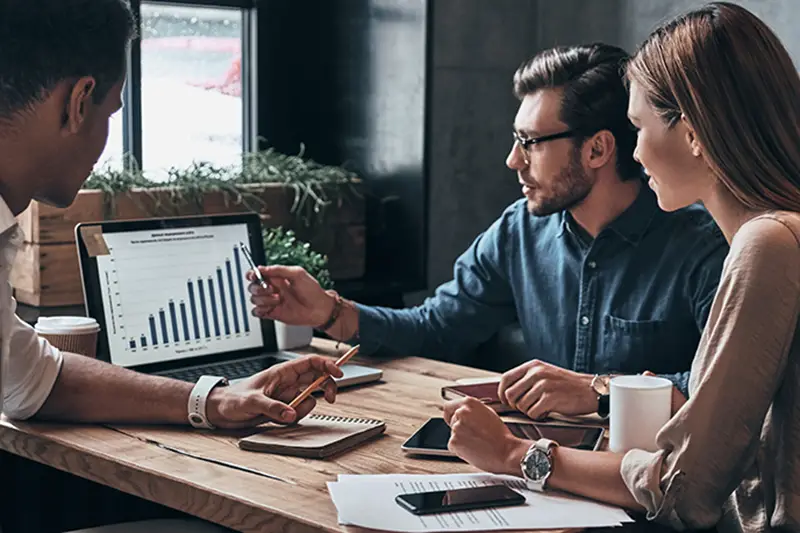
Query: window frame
121 0 256 171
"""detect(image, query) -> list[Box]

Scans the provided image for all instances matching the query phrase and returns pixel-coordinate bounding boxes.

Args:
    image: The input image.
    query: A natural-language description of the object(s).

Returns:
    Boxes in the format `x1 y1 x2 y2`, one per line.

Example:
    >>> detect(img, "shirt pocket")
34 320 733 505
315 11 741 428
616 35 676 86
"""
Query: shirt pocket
601 315 696 374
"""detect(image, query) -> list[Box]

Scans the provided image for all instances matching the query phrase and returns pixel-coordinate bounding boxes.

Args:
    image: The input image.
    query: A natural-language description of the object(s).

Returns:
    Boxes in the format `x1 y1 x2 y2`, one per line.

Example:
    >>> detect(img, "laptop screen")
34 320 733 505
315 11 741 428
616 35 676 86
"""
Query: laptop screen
77 214 273 371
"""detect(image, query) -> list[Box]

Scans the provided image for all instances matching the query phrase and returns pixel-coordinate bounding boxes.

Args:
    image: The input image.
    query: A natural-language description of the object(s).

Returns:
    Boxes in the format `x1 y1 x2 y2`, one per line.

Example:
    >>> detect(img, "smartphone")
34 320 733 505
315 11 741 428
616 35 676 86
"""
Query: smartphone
401 417 603 457
400 417 455 457
395 485 525 515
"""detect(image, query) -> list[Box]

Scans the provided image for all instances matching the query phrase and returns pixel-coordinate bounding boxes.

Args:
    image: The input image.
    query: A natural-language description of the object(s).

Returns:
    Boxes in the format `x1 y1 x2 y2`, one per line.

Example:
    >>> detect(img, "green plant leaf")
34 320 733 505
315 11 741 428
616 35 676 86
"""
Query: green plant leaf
262 227 333 290
84 145 360 228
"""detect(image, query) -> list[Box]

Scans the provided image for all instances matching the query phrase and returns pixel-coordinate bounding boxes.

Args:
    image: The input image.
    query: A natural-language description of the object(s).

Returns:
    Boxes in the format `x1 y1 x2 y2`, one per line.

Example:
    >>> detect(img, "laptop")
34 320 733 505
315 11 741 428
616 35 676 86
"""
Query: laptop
75 213 382 388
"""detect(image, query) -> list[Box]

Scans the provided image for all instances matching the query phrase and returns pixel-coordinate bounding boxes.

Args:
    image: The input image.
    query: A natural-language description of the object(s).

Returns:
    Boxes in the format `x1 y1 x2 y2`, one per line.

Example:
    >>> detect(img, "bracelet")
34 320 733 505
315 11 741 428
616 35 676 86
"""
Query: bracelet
316 290 343 331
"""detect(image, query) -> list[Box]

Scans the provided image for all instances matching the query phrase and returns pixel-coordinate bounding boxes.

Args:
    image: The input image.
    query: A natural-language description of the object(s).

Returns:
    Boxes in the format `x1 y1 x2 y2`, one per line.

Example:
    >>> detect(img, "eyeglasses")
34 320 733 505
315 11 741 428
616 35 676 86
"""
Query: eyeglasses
513 130 578 164
513 129 577 153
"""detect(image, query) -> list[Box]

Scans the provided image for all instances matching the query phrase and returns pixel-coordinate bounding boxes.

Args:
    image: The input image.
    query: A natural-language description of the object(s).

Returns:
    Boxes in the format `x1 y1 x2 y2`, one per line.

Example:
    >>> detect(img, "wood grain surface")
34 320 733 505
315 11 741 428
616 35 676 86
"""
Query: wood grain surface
0 339 588 533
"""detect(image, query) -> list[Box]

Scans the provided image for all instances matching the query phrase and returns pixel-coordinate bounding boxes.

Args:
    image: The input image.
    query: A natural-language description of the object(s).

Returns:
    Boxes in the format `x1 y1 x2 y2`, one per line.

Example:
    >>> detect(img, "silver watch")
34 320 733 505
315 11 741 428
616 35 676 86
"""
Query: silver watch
520 438 559 491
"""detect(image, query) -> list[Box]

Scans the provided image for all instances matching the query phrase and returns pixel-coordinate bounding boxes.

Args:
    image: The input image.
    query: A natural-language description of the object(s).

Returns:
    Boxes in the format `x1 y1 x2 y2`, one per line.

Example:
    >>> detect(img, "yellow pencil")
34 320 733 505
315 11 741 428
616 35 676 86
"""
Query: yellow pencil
288 345 360 409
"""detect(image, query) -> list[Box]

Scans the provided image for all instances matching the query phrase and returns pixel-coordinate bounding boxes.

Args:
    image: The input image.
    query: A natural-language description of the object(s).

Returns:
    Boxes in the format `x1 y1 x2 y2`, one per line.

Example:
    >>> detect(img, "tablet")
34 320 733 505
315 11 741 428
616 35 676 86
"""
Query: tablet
401 417 604 457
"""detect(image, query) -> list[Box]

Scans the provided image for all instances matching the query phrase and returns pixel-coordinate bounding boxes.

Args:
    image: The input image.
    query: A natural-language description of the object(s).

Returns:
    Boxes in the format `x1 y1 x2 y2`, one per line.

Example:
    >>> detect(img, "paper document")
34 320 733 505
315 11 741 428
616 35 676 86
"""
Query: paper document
328 473 633 532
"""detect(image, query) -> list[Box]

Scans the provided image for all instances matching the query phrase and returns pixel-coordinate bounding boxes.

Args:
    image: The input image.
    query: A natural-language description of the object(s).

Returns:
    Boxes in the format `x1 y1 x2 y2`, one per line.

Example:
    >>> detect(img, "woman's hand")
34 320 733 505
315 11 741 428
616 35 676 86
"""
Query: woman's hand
443 397 531 475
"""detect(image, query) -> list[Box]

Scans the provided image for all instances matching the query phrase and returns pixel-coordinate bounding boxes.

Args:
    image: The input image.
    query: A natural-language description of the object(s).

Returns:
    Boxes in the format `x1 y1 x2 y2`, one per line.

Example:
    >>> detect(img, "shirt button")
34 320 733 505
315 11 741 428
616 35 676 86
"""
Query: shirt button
581 316 590 326
588 261 597 269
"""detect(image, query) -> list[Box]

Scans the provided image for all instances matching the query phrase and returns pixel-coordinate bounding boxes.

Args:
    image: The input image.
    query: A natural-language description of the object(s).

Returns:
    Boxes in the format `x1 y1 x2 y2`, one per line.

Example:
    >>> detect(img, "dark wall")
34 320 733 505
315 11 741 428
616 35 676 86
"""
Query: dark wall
536 0 800 58
256 0 428 304
416 0 800 301
618 0 800 55
257 0 800 305
421 0 539 295
255 0 539 304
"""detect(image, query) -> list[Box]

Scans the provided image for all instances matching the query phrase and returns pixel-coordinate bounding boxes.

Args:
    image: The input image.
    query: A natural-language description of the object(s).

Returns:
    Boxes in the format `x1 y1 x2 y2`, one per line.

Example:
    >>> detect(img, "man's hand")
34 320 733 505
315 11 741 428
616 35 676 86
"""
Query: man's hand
443 397 530 475
247 265 333 328
205 355 343 429
643 371 687 415
498 360 597 419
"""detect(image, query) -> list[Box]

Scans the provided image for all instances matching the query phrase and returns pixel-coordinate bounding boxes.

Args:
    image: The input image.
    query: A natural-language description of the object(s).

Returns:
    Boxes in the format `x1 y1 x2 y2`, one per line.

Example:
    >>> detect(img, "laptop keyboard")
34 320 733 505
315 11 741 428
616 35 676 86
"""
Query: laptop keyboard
161 356 282 383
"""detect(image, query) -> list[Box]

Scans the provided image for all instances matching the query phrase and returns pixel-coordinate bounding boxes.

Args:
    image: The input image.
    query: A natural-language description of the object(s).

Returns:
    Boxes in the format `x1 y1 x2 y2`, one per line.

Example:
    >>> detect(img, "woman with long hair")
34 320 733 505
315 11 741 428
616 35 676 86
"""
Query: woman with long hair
444 3 800 530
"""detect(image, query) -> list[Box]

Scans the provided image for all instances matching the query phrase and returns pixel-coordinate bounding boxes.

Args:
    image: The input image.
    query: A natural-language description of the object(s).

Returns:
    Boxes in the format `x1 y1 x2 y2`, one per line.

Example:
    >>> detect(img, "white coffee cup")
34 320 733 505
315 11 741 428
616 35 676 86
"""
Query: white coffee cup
609 375 672 453
34 317 101 358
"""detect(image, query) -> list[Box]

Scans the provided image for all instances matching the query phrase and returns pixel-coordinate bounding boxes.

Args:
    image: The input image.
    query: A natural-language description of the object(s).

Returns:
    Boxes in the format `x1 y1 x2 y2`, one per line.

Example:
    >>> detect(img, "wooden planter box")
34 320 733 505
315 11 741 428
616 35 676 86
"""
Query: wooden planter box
11 183 365 307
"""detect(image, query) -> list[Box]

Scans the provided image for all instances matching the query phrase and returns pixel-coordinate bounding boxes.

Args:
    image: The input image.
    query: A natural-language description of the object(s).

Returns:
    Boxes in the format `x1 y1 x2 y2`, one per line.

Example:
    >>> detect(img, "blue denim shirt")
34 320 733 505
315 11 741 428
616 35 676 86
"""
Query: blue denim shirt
357 187 727 395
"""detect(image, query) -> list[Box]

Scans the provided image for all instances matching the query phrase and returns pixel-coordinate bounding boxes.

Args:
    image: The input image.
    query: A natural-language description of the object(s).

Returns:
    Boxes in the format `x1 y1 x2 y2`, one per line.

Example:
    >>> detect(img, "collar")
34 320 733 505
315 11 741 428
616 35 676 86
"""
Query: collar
605 185 659 245
557 211 591 245
556 213 569 238
557 184 659 246
0 195 18 235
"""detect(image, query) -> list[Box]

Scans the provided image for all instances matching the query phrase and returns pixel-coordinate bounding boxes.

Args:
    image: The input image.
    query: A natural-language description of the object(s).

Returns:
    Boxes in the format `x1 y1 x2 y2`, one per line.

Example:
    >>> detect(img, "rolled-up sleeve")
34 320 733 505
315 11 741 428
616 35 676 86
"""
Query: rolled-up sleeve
356 204 518 359
620 217 800 530
3 297 63 419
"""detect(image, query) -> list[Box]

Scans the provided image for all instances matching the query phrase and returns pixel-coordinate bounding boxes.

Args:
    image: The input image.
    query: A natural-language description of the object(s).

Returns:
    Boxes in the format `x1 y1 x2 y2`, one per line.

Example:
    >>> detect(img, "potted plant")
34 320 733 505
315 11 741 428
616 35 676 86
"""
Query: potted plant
263 226 333 349
12 147 365 307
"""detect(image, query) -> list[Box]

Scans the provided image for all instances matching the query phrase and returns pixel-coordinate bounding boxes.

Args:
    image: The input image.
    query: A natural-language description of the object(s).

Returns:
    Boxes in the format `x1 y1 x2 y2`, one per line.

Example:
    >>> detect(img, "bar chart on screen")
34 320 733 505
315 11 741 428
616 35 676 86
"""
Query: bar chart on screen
95 224 263 367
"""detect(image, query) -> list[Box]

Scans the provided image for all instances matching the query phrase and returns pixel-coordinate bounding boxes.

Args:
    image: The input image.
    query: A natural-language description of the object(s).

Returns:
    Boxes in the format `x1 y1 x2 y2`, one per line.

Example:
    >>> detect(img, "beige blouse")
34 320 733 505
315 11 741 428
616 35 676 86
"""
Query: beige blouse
621 212 800 532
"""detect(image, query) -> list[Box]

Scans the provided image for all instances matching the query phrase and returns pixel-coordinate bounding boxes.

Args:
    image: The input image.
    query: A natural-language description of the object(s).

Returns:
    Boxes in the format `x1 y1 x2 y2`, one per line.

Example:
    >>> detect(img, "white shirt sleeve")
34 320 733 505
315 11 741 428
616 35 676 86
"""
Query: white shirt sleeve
2 295 63 419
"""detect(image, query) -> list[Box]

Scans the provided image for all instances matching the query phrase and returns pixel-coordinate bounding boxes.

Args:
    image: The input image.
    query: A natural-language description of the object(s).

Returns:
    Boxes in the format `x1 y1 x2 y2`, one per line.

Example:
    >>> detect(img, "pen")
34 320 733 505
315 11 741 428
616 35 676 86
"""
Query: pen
239 241 269 290
288 345 360 409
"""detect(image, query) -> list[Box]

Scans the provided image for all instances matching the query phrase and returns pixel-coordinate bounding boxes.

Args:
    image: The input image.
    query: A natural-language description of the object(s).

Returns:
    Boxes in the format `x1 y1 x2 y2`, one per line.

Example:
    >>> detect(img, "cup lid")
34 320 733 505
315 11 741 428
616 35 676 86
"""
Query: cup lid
34 316 100 335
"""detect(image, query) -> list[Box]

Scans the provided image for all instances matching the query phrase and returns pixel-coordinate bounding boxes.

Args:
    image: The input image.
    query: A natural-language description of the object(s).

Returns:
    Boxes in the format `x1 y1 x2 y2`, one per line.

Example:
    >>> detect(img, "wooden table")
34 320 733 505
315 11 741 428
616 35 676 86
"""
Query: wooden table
0 340 608 533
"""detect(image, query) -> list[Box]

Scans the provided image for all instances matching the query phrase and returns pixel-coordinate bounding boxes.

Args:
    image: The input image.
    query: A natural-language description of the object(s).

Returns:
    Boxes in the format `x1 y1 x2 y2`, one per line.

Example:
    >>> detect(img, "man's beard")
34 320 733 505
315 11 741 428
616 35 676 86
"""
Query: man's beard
527 149 594 217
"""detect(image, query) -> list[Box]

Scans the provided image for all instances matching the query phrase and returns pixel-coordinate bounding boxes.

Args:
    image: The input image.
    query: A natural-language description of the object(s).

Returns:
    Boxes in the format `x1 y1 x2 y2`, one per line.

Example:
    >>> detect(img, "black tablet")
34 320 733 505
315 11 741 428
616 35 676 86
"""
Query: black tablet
401 417 604 456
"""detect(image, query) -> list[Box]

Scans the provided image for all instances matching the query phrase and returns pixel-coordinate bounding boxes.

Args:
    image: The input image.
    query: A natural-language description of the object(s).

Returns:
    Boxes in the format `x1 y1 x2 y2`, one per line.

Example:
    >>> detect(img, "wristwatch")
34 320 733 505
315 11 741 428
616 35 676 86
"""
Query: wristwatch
188 375 229 429
520 438 559 491
591 374 611 418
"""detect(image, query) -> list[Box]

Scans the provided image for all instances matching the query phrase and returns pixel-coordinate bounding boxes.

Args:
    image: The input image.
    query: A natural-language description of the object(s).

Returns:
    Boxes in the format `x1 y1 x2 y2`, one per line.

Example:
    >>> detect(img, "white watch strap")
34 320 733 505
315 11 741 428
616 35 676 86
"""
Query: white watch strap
536 437 558 453
521 438 559 492
188 375 228 429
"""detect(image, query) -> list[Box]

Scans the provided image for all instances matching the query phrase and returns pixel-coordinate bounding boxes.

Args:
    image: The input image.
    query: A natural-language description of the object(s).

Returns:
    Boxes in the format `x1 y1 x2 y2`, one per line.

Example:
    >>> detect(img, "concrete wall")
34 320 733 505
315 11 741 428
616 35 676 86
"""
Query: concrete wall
417 0 799 302
420 0 539 300
618 1 800 57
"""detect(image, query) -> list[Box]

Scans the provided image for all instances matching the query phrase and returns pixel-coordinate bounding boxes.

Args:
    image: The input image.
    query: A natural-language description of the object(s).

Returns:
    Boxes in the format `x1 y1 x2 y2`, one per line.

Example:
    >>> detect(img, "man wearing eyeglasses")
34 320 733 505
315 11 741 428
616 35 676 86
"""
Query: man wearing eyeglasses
249 43 727 421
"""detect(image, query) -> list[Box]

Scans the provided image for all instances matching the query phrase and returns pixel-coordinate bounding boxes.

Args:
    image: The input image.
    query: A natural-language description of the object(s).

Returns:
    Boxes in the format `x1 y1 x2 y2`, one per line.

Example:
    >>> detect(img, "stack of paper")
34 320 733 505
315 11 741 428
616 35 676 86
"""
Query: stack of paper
327 473 634 532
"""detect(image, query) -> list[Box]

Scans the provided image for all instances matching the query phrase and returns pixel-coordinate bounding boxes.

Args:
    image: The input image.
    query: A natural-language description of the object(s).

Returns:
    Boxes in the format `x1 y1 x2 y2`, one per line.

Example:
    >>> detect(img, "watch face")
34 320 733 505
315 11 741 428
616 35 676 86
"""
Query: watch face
526 449 551 481
592 375 610 395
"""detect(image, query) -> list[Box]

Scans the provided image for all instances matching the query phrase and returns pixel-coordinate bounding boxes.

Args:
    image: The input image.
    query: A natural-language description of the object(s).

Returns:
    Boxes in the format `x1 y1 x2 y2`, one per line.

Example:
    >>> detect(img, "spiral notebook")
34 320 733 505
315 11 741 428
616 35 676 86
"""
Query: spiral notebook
238 414 386 458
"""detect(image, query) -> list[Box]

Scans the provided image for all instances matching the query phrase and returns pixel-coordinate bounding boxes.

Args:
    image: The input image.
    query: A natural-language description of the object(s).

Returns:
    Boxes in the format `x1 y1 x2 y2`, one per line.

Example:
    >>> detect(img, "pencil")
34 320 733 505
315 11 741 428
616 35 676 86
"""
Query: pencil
288 345 360 409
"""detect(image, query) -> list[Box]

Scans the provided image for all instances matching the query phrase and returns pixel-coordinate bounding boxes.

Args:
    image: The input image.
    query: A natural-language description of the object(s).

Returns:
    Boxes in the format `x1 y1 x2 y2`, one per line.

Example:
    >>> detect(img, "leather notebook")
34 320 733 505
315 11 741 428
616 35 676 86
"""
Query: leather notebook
440 379 516 414
441 379 605 425
238 414 386 458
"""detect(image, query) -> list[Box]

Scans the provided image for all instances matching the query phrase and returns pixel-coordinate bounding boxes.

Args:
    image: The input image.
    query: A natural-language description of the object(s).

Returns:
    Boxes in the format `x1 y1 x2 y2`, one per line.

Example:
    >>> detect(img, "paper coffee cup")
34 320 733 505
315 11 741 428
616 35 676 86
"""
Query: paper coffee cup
34 317 101 358
609 375 672 453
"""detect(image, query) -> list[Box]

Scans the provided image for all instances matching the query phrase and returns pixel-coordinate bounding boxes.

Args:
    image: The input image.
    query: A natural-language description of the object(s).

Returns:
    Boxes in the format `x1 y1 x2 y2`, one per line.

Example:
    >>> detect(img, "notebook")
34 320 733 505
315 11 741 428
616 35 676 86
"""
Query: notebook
441 379 515 414
442 378 605 425
238 414 386 458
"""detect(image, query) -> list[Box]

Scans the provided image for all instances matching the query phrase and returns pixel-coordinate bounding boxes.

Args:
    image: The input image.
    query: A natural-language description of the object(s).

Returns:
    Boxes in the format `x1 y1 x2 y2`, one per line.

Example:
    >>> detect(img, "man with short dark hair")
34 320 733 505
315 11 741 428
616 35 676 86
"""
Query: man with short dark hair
0 3 341 531
250 43 728 419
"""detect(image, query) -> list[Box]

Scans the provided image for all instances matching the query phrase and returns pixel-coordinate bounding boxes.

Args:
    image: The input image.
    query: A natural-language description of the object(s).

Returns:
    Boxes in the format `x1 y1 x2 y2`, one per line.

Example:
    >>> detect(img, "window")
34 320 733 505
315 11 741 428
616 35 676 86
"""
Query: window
141 3 244 180
98 104 125 170
98 0 252 180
